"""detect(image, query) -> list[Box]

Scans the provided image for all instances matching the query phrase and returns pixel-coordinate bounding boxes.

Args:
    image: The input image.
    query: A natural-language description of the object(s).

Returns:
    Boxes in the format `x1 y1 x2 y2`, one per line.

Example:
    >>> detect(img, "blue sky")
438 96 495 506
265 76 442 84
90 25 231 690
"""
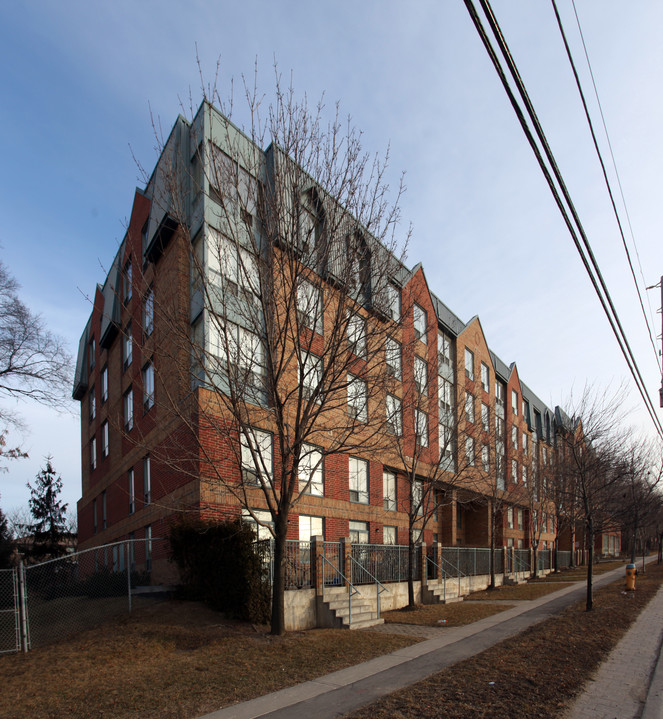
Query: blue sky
1 1 661 514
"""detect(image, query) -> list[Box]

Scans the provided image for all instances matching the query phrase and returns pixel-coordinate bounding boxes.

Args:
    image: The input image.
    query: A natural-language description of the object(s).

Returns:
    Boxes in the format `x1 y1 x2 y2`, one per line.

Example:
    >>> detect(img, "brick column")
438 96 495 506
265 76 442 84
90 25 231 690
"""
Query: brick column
311 535 324 596
339 537 352 587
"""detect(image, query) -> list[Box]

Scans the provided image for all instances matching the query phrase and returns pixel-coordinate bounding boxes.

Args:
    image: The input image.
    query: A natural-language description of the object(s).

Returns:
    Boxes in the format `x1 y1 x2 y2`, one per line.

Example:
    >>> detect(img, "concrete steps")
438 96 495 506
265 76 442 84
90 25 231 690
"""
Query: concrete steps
423 579 465 605
321 586 384 630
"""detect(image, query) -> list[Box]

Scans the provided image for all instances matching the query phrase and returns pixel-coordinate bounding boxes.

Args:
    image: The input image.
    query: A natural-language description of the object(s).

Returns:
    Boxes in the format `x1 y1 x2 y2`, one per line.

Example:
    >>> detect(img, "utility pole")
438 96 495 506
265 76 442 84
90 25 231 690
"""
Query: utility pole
648 276 663 407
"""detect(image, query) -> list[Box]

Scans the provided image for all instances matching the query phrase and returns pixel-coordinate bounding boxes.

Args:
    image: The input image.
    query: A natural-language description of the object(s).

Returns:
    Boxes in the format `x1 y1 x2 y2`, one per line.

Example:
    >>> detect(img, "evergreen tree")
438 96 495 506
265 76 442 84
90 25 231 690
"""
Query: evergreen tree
0 503 14 568
27 458 68 560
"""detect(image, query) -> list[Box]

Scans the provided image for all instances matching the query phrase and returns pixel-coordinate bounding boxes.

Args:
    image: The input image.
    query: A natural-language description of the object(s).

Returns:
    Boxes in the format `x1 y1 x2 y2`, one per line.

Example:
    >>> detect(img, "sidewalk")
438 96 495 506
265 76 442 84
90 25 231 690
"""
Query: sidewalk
199 561 656 719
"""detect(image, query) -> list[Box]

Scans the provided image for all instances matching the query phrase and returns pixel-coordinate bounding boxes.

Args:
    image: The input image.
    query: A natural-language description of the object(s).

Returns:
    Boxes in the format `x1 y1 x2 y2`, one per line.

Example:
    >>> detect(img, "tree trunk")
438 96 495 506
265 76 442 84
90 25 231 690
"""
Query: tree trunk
407 527 416 609
586 517 594 612
270 518 288 635
570 525 576 568
631 522 637 564
533 547 538 579
489 525 496 589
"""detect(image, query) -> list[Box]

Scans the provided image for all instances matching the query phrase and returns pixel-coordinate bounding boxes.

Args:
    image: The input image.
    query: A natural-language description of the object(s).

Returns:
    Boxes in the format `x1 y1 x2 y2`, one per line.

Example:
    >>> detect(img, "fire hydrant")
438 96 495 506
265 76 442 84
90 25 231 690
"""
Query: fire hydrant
626 563 637 591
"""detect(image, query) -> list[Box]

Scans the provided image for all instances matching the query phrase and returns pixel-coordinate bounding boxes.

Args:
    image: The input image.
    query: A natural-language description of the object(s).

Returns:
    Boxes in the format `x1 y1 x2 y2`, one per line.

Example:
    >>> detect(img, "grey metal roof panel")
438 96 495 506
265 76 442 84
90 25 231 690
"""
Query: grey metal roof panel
72 319 91 400
489 350 511 383
99 250 122 349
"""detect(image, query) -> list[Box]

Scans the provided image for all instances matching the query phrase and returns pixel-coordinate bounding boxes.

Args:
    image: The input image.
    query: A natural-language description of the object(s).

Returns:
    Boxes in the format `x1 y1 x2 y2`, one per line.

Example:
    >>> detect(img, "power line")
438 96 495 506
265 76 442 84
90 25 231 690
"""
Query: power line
552 0 662 374
462 0 663 440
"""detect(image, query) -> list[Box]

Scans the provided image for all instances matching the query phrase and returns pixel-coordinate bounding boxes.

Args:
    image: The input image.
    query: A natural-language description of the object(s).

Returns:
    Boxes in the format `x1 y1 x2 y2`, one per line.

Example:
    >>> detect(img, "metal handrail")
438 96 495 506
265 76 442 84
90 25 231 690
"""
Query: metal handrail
425 555 450 602
321 555 361 626
440 554 467 597
514 551 530 579
348 555 390 618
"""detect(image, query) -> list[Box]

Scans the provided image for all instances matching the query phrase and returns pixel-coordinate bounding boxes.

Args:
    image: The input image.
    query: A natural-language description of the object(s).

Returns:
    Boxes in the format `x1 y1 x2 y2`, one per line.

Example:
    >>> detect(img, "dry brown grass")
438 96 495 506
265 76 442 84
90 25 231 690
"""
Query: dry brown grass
383 601 513 627
466 581 572 601
0 601 419 719
349 563 663 719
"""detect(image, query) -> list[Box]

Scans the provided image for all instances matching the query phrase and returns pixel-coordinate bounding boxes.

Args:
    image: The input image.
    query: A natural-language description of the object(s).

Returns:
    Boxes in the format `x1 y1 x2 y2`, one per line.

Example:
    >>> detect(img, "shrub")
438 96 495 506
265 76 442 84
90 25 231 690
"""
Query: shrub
168 517 270 623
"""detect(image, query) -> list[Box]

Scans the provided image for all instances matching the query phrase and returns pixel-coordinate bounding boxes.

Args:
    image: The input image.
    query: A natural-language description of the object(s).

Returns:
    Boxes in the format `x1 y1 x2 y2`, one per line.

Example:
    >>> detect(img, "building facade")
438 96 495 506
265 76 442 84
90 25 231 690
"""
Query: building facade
74 102 563 581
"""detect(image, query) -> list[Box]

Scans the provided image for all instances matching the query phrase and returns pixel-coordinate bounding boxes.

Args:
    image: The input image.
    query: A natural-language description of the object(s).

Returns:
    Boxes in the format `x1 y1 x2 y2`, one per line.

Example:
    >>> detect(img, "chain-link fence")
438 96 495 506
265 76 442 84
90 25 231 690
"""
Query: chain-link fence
0 568 19 654
4 538 168 652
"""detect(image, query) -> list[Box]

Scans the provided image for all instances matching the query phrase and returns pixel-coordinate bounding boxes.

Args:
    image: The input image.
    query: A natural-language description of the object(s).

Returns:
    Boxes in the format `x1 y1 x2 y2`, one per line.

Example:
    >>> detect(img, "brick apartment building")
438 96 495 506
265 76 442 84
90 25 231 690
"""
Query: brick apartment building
74 101 562 581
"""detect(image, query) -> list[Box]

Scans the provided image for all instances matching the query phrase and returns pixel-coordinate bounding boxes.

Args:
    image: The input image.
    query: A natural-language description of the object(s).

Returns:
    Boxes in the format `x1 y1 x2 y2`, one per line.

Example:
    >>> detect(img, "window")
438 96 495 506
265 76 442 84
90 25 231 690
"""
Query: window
481 445 490 472
142 362 155 411
208 228 259 295
297 279 322 334
414 356 428 395
347 313 366 358
543 446 548 466
496 381 505 408
123 260 132 304
101 366 108 404
464 348 474 379
465 437 475 466
301 353 322 402
90 437 97 470
439 378 453 411
349 457 369 504
496 415 505 438
89 336 96 371
413 479 424 516
102 490 107 530
415 410 428 447
518 509 523 529
465 392 475 423
481 403 490 432
211 322 265 391
348 520 369 544
347 374 367 422
123 323 133 371
507 507 514 529
89 387 96 421
93 498 97 535
242 508 273 540
299 515 323 542
299 444 323 496
386 283 400 322
439 422 452 459
143 287 154 337
511 425 518 449
385 337 401 380
481 362 489 392
383 470 397 511
144 456 151 504
496 452 505 490
438 331 452 369
128 469 135 515
383 526 397 545
124 388 134 431
522 465 528 486
512 390 518 415
413 304 427 343
241 429 273 485
101 421 109 458
523 433 528 455
512 459 518 483
145 525 152 571
386 394 402 436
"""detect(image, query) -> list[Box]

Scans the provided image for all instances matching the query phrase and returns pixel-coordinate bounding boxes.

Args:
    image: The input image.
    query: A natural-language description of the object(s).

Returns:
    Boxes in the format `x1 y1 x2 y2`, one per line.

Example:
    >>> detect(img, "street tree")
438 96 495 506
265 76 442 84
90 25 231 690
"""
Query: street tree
0 503 13 568
555 386 628 611
27 457 69 560
137 79 409 634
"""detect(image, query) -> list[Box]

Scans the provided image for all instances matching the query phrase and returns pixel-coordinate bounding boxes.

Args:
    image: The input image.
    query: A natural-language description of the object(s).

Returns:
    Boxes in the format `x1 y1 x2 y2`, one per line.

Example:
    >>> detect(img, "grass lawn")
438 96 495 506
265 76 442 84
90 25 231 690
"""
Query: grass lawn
466 581 572 601
348 562 663 719
383 601 514 627
0 601 419 719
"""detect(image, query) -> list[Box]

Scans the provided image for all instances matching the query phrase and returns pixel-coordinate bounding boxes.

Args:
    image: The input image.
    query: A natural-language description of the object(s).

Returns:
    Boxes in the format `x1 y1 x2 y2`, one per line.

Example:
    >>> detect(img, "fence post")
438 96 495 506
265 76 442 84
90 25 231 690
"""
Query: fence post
339 537 351 587
311 535 324 596
17 561 29 653
126 542 132 613
420 543 428 595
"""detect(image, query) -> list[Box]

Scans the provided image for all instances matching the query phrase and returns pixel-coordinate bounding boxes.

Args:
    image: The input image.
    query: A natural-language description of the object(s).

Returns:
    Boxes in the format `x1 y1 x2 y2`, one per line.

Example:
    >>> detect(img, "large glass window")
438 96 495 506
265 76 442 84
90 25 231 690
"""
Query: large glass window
240 428 273 485
414 356 428 396
465 437 475 466
123 323 133 371
101 366 108 404
386 394 402 436
385 337 401 380
481 362 489 392
142 362 155 411
349 457 369 504
101 421 109 458
299 515 323 542
349 520 369 544
481 402 490 432
464 348 474 379
347 374 367 422
383 470 397 511
438 331 452 369
301 352 322 401
347 313 366 358
297 279 323 334
241 508 273 541
124 388 134 431
415 410 428 447
386 283 400 322
413 304 427 343
143 287 154 337
144 456 151 504
465 392 475 423
299 444 323 496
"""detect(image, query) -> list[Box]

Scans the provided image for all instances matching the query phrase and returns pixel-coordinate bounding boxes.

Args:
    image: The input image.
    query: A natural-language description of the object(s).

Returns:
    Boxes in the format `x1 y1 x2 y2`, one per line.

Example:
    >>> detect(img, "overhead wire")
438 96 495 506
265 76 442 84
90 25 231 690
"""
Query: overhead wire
461 0 663 439
552 0 661 373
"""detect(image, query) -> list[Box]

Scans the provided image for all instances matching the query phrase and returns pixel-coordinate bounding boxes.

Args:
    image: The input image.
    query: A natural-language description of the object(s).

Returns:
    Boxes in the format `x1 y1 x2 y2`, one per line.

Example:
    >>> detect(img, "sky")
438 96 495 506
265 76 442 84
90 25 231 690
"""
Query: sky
0 1 661 516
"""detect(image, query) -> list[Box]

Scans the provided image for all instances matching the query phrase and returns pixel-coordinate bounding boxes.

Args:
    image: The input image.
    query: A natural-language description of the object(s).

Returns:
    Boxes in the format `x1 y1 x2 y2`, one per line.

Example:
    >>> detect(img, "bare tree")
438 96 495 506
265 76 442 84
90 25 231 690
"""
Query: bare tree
0 261 72 461
134 78 409 634
555 386 629 610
